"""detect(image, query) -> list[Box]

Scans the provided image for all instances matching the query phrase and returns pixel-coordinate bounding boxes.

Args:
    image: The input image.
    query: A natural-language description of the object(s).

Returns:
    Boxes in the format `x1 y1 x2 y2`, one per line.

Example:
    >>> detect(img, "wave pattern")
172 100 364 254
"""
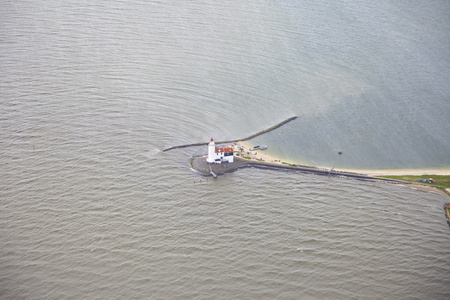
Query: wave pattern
1 0 449 299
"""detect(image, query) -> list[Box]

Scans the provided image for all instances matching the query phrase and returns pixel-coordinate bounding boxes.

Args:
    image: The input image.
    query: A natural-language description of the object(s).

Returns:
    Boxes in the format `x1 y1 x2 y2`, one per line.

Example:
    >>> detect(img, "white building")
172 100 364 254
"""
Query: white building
206 138 234 164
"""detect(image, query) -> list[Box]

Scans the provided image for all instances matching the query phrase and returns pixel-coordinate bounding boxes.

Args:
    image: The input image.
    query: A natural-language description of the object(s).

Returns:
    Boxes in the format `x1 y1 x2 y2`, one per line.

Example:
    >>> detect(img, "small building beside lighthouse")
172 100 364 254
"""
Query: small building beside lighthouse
206 138 234 164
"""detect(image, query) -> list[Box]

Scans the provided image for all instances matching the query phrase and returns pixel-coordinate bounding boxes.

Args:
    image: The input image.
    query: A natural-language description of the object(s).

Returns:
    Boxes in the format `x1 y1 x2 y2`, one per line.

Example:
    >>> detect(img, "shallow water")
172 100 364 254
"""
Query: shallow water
1 1 449 299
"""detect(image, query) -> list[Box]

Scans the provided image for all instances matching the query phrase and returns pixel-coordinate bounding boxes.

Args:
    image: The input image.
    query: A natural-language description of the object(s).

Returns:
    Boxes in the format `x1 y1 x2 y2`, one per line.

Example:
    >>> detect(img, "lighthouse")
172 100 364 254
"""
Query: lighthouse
207 138 216 163
206 138 234 164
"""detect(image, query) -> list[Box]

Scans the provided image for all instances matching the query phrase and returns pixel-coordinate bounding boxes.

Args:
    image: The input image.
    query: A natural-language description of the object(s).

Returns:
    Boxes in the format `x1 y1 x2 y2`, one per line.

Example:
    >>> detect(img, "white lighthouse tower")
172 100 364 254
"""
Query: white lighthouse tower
207 138 216 163
206 138 234 164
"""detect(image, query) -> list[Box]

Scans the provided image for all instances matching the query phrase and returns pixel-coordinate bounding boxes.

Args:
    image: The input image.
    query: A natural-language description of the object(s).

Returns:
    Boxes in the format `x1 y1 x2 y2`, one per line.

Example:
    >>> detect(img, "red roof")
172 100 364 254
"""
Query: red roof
215 147 233 153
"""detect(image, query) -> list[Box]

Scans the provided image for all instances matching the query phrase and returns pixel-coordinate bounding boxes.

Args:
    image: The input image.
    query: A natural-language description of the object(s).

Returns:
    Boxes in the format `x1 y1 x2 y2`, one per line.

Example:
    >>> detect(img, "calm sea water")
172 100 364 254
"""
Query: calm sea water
1 0 449 299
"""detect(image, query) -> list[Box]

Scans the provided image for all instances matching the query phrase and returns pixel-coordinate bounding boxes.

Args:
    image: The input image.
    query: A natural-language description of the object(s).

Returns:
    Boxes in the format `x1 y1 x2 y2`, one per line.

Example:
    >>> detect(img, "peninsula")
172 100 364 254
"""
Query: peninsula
162 116 449 197
192 141 393 181
191 140 450 198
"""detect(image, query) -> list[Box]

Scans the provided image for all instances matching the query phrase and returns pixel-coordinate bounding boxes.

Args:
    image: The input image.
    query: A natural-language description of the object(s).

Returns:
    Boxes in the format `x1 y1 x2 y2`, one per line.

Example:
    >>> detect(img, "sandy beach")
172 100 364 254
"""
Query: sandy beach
235 141 450 176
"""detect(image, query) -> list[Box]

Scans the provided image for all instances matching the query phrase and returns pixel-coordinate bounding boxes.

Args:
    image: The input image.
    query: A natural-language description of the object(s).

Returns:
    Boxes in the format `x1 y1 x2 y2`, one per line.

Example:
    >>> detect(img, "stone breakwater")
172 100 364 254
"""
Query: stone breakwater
163 116 297 152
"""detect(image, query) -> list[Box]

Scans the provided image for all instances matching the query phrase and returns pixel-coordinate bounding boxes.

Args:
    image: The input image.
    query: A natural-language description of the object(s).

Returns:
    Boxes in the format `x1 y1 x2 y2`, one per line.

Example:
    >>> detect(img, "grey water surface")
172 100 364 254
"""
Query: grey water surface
1 1 449 299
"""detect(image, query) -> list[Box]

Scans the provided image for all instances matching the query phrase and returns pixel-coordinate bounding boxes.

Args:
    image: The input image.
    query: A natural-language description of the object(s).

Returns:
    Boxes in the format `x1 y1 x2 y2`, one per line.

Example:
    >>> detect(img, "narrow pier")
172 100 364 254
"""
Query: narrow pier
209 165 217 178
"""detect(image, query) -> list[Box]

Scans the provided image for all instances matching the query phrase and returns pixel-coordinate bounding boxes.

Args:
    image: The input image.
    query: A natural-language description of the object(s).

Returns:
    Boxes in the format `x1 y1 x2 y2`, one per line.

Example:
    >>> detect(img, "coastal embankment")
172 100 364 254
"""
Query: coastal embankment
163 116 297 152
192 155 450 197
192 156 400 183
191 141 450 198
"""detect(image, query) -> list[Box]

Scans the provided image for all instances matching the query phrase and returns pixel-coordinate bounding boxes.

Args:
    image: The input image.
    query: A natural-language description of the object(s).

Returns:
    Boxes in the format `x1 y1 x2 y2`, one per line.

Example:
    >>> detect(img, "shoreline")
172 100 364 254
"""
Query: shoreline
229 141 450 198
191 153 449 198
189 141 449 198
237 141 450 176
